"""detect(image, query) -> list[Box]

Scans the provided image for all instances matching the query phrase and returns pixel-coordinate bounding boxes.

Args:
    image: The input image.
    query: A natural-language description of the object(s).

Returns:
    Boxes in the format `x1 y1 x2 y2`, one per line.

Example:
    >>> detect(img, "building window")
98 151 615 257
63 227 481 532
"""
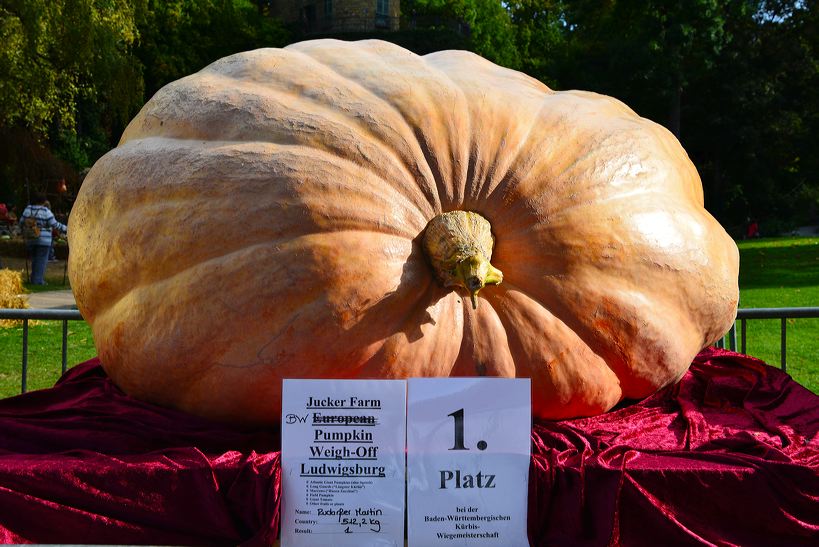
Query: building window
301 4 316 31
375 0 389 27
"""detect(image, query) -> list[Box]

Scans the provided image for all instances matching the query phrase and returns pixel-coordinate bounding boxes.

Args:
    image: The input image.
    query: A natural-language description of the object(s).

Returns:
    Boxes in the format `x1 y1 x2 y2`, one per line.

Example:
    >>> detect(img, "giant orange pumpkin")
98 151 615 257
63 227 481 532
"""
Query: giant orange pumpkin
68 40 739 425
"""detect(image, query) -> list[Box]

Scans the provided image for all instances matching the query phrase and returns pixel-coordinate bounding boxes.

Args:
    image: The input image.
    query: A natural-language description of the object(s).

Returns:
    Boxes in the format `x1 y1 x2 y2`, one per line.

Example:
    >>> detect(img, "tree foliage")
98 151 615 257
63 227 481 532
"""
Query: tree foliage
135 0 289 99
401 0 519 66
687 0 819 226
0 0 288 208
0 0 142 135
553 0 730 137
506 0 567 88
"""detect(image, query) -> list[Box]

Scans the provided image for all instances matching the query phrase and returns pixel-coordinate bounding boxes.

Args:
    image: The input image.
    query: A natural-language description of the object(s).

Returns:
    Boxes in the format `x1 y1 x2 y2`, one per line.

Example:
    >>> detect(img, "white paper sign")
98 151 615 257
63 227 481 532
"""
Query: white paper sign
281 379 406 546
407 378 531 546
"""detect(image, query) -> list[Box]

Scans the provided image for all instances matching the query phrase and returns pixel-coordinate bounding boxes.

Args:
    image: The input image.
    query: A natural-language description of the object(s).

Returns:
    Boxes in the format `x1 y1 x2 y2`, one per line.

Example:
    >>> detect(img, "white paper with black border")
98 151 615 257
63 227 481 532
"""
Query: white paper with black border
281 379 406 546
407 378 531 546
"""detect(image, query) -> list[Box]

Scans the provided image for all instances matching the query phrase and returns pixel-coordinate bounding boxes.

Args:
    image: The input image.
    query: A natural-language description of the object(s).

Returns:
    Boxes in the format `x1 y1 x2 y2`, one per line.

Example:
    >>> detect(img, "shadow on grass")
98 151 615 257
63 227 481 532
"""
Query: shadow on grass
739 238 819 289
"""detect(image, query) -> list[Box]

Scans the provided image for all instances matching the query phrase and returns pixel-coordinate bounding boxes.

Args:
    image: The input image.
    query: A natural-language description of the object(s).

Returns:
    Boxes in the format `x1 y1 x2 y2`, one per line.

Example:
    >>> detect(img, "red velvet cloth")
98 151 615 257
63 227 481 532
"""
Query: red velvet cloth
0 348 816 545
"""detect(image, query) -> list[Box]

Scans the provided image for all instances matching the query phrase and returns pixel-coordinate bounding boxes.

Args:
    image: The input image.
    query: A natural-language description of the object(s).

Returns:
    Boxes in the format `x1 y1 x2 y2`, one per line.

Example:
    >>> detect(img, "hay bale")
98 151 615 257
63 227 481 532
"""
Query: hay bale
0 269 30 327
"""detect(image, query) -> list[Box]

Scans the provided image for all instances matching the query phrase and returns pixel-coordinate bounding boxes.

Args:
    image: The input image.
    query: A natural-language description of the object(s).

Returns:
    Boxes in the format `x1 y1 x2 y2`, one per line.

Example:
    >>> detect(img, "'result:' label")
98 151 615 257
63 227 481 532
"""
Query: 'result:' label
407 378 531 546
281 380 406 546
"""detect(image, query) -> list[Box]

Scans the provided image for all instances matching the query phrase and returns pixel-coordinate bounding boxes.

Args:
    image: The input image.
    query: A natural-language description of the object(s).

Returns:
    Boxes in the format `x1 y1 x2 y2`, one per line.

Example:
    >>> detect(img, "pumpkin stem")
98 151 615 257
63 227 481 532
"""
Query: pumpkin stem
422 211 503 309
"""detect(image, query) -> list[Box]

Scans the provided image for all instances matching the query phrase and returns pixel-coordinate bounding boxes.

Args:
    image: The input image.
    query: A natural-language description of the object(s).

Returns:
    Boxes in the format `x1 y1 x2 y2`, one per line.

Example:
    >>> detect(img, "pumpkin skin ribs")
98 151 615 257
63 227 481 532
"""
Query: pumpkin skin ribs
68 39 739 425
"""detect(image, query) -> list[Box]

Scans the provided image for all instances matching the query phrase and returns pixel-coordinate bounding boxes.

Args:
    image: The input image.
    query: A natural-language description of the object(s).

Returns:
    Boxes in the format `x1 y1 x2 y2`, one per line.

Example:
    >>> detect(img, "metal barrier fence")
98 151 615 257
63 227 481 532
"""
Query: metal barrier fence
0 308 83 394
714 307 819 372
1 306 818 395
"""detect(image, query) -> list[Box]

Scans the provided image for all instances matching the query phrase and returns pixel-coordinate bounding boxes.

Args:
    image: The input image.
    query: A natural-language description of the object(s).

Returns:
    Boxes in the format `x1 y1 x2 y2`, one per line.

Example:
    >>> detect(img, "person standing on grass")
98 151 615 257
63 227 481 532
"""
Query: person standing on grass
19 193 67 285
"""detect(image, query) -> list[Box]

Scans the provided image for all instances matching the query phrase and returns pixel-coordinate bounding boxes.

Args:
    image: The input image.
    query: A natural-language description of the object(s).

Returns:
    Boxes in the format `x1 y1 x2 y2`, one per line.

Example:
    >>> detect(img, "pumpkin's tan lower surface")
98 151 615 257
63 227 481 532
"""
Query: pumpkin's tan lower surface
68 40 739 425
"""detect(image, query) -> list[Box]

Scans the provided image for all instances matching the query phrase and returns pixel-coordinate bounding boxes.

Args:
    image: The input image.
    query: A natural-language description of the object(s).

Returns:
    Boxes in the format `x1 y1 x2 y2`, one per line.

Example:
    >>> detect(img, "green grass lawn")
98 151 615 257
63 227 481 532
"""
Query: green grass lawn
0 236 817 399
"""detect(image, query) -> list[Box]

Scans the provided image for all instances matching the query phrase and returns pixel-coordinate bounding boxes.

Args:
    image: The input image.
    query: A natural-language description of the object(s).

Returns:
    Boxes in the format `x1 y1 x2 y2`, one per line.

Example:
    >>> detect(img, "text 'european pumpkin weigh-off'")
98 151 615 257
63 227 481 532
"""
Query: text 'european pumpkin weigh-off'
68 39 739 425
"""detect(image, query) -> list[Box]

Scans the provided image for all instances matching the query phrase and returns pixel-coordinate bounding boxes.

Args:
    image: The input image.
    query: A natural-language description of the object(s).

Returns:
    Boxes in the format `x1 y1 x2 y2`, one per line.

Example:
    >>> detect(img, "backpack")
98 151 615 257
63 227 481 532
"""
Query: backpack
22 216 42 240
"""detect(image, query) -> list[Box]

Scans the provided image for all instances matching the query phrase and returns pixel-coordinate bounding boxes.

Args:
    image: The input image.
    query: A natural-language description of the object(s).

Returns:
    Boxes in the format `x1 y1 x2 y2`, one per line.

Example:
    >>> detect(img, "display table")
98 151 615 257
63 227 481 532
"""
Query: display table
0 348 816 545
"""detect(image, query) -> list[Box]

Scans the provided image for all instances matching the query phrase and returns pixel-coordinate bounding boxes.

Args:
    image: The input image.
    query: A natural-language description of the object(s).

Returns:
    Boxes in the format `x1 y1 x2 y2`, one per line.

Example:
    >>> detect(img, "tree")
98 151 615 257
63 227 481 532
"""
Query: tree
0 1 291 208
687 0 819 227
507 0 568 88
556 0 729 138
134 0 290 99
0 0 143 207
0 0 142 135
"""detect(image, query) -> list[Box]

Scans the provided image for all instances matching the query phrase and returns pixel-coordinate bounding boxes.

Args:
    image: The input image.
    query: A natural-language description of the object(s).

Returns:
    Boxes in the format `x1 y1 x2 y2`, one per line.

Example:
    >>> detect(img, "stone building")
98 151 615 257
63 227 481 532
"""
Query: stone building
272 0 400 33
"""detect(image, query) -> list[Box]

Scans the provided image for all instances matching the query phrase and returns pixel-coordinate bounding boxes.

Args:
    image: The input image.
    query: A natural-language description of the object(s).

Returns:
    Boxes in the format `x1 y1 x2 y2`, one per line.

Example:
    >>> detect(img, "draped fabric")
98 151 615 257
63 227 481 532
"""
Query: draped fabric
0 348 816 545
528 348 818 546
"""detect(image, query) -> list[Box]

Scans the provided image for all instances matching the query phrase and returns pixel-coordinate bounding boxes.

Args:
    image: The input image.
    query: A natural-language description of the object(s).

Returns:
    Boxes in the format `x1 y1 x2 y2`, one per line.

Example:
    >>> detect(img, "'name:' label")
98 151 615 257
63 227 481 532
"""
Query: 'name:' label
281 380 406 546
407 378 531 546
